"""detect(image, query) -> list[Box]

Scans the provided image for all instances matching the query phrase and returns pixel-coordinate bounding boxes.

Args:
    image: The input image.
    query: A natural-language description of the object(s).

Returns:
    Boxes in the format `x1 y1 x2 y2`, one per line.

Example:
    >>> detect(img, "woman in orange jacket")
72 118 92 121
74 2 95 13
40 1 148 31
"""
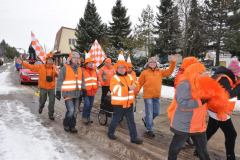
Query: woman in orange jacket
107 51 143 144
98 58 115 103
15 53 59 120
82 52 99 125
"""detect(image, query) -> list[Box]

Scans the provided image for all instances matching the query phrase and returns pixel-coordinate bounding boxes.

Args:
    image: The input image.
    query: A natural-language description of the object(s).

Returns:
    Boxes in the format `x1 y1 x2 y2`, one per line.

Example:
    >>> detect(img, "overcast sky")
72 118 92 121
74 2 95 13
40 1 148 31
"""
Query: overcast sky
0 0 160 53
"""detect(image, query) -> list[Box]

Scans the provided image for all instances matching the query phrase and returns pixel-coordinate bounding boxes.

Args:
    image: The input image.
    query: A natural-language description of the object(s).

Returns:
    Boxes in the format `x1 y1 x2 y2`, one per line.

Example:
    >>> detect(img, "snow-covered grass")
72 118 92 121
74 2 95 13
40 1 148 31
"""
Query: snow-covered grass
0 100 82 160
0 65 20 94
139 84 175 99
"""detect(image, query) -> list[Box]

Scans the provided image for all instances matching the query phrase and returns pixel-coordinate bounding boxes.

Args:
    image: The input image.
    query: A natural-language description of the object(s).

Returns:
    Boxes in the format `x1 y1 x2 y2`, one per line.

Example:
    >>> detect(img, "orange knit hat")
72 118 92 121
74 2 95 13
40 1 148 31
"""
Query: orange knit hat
83 51 96 65
105 58 111 64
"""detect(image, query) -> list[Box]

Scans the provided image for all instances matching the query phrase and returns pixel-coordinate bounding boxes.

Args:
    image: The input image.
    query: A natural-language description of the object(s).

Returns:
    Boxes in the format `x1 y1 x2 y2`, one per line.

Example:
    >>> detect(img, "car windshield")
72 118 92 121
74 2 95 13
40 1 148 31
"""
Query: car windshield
22 61 42 69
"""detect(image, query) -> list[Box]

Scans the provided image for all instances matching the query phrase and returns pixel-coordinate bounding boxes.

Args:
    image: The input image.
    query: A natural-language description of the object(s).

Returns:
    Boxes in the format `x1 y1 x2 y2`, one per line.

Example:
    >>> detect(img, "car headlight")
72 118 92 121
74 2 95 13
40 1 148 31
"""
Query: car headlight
22 71 28 76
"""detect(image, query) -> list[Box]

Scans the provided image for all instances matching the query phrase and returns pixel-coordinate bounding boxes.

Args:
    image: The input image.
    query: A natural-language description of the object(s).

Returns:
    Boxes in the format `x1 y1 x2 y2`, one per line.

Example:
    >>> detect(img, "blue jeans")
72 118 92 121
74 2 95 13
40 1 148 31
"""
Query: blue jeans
63 98 79 128
143 98 160 131
108 105 138 141
82 96 95 119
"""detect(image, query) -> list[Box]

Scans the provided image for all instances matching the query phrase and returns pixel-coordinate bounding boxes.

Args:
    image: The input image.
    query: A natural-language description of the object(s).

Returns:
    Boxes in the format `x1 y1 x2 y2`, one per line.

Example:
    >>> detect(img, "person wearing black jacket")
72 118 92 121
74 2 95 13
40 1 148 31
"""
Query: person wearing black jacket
194 66 240 160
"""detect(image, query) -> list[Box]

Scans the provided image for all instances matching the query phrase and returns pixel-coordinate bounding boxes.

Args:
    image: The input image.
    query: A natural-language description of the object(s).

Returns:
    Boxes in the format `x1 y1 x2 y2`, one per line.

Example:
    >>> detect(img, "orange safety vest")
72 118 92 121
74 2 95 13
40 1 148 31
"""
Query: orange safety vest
62 65 82 91
111 74 136 108
84 69 98 91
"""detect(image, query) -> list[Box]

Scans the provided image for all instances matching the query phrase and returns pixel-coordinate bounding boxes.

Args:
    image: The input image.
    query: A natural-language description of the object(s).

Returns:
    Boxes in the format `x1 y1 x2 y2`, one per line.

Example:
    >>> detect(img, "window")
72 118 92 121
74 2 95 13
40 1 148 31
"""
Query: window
69 39 75 45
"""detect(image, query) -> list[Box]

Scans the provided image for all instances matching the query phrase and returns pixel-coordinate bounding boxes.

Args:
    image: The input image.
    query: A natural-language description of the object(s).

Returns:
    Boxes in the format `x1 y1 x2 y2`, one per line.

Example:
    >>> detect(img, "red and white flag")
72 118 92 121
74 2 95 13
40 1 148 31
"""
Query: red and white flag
31 32 46 62
88 40 107 69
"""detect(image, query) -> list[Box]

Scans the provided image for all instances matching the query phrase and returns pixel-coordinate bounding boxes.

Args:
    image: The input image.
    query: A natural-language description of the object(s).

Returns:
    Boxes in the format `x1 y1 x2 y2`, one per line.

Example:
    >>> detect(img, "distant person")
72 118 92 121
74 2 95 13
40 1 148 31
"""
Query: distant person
127 54 137 80
56 52 86 133
98 58 115 104
137 54 178 137
15 53 59 120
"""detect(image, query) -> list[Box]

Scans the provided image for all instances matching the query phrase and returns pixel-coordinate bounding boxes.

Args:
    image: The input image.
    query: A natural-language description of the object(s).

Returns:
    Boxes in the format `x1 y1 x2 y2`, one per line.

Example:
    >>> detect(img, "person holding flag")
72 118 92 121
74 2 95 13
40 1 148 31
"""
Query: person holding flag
98 58 115 103
82 52 99 125
15 53 59 120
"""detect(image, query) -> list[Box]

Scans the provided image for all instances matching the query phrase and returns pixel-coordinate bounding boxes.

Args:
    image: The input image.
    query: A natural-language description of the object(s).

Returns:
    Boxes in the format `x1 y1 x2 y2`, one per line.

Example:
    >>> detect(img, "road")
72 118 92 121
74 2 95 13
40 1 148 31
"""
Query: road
1 63 239 160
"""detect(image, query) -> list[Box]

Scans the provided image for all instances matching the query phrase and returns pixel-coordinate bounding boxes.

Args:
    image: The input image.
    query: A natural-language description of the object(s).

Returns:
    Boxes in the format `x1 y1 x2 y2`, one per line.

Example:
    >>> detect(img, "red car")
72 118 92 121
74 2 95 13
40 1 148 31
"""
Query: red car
20 61 42 84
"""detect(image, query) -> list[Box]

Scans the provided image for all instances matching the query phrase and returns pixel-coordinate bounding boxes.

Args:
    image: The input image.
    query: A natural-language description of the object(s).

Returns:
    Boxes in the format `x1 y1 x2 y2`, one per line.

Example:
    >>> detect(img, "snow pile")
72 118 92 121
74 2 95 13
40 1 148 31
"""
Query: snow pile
139 84 175 99
0 100 83 160
0 69 20 95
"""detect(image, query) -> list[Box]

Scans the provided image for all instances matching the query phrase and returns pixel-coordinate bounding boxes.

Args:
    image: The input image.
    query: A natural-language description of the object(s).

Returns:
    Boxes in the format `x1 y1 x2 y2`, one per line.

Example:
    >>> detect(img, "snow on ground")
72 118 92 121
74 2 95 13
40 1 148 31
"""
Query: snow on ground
0 100 83 160
0 66 20 94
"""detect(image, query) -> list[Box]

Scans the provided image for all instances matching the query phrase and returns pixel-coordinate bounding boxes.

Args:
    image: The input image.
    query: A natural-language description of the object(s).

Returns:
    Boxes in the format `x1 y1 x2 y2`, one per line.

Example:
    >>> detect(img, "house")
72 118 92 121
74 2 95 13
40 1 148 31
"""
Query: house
53 27 76 66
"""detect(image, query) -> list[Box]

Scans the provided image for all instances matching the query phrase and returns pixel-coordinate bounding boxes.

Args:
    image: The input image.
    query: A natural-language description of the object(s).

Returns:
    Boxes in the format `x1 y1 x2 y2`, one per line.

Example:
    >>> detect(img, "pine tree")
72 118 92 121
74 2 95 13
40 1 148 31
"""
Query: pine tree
108 0 132 50
187 0 207 58
153 0 180 60
205 0 235 65
74 0 105 54
133 5 155 58
224 1 240 59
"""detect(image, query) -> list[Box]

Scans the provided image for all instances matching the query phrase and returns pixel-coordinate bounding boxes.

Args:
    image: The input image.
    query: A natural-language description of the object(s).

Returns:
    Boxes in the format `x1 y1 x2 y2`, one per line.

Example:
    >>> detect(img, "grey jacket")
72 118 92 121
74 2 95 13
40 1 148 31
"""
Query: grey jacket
171 79 205 135
56 64 86 98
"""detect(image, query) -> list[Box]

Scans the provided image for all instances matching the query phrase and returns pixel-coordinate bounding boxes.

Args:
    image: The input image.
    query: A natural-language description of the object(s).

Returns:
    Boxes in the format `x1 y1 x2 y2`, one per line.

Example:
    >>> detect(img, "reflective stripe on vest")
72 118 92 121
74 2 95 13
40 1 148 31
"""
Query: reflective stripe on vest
62 65 82 91
111 74 135 108
84 69 98 91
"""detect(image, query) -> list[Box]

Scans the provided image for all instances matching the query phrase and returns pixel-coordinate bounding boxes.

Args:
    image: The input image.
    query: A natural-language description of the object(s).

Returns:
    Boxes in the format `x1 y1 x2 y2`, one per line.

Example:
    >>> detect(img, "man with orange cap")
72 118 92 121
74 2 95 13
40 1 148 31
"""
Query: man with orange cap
138 54 178 137
82 52 99 125
127 54 137 80
98 58 115 103
107 51 143 144
15 53 59 120
56 52 86 133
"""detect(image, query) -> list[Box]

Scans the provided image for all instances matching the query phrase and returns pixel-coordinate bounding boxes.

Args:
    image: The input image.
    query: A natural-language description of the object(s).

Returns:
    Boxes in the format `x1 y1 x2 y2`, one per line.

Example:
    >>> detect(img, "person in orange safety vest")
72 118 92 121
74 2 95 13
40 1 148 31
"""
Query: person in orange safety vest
127 54 137 80
107 51 143 145
82 52 99 125
98 58 115 103
56 52 86 133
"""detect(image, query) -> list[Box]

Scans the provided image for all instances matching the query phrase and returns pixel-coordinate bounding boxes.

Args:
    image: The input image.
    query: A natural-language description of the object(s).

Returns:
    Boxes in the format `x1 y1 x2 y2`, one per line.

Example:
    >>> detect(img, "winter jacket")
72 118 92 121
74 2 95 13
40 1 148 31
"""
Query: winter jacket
129 70 137 81
110 72 140 108
98 65 115 86
170 79 208 135
56 64 86 98
138 61 176 99
82 66 99 96
21 62 59 90
208 66 240 121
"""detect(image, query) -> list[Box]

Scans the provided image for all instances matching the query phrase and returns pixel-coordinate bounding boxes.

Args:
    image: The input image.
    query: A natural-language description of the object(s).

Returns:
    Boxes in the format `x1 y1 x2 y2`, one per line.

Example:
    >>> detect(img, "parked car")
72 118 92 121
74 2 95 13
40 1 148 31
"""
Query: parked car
19 61 42 84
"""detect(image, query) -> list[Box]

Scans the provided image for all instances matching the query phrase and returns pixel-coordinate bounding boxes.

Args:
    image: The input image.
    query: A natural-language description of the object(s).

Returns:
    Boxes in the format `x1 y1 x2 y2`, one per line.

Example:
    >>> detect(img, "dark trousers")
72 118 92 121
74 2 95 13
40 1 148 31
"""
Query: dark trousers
168 133 210 160
108 105 138 141
39 88 55 116
101 86 110 103
207 117 237 159
63 98 79 128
